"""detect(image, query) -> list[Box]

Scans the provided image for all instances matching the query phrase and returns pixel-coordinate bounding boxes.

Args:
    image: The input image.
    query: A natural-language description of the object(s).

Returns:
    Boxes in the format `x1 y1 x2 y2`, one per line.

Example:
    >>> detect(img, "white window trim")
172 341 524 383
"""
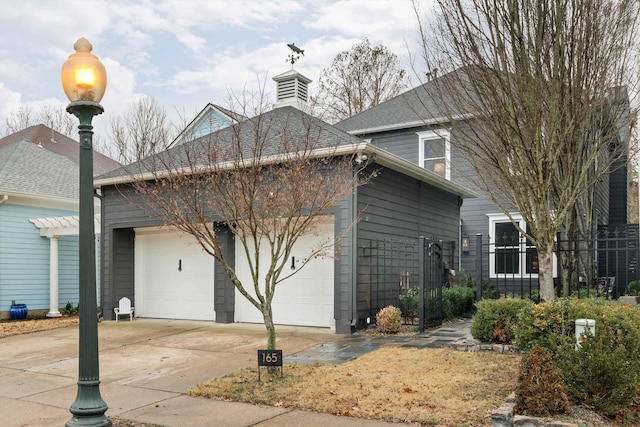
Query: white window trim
487 213 557 279
416 129 450 180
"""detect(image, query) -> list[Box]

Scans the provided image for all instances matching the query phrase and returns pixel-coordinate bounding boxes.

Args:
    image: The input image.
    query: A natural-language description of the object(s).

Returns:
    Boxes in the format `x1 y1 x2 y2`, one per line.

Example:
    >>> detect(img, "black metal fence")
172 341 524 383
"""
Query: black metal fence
358 237 454 331
471 225 640 299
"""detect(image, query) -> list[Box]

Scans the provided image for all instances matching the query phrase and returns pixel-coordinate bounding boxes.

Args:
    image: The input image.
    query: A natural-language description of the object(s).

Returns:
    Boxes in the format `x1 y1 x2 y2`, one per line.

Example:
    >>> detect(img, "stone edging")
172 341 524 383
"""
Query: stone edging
491 393 578 427
449 338 520 353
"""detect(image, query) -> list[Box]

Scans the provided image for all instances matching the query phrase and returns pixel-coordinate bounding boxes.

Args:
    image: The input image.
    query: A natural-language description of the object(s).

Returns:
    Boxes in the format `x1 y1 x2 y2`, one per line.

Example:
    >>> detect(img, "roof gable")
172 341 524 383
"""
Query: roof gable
169 103 245 147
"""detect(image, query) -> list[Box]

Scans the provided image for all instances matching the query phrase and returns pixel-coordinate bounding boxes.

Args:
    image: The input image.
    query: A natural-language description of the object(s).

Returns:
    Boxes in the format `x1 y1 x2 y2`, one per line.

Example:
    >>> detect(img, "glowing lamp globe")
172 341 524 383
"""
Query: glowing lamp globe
61 37 107 103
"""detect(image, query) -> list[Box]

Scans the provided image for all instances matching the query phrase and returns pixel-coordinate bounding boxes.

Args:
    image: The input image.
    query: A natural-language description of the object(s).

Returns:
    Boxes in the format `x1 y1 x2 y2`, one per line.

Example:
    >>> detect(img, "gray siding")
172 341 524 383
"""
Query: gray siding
459 198 499 279
370 130 419 164
333 195 355 334
214 225 235 323
100 185 161 319
354 166 461 328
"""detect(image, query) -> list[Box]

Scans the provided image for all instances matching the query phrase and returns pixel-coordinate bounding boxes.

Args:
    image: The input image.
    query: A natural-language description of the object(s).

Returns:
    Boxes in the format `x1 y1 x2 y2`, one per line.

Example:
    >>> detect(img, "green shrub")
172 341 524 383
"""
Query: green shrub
61 301 79 316
456 270 474 288
442 286 475 320
481 280 500 299
523 290 540 303
399 287 419 316
515 345 569 416
514 298 640 417
556 332 640 416
626 280 640 295
471 297 534 344
515 298 640 351
376 306 402 334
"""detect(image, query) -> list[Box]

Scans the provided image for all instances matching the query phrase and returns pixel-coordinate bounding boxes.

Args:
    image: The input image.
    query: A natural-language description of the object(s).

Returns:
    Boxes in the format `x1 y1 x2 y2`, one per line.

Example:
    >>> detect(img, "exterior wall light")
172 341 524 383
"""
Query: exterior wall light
462 234 470 254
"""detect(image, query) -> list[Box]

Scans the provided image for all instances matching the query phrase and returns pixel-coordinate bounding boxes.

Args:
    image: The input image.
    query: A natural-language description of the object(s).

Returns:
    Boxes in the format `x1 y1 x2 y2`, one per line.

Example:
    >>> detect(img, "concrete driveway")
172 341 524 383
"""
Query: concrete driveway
0 319 396 427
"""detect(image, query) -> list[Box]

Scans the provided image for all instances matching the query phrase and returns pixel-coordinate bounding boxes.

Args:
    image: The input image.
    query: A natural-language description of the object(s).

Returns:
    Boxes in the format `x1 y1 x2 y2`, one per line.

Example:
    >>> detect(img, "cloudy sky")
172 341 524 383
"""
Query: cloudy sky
0 0 435 138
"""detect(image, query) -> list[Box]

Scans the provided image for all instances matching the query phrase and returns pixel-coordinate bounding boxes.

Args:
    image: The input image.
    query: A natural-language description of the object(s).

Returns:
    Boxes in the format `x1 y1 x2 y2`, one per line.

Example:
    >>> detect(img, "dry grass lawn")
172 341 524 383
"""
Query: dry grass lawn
190 347 520 426
0 316 78 338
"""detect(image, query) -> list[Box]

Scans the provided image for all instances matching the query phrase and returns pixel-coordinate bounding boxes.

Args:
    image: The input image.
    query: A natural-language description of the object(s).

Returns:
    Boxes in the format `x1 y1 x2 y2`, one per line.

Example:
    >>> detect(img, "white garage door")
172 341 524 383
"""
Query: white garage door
234 218 334 328
135 228 215 320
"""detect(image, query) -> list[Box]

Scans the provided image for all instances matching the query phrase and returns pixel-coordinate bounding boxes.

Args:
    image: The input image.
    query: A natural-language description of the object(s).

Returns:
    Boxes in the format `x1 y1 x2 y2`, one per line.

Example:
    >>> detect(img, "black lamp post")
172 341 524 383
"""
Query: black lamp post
61 37 111 427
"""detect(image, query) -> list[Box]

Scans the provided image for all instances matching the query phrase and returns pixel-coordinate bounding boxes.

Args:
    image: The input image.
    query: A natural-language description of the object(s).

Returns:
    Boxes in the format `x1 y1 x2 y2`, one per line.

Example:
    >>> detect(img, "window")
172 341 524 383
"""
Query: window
488 213 543 278
417 130 450 180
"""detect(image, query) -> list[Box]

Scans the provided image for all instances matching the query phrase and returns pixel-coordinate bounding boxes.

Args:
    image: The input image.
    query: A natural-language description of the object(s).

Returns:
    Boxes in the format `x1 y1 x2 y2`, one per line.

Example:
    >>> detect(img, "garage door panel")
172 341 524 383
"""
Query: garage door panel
135 229 215 321
234 218 334 328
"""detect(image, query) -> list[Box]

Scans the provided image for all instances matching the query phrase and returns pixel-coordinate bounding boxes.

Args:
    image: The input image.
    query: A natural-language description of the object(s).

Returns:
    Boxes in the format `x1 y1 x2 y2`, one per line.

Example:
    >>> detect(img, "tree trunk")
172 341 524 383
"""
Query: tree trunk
262 306 277 350
538 249 556 301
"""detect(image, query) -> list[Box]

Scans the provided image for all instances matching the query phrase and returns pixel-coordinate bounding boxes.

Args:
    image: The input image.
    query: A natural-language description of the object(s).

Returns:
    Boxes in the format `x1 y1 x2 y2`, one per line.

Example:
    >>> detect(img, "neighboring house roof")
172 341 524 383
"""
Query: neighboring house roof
0 139 79 201
0 124 121 175
169 103 246 148
95 105 476 199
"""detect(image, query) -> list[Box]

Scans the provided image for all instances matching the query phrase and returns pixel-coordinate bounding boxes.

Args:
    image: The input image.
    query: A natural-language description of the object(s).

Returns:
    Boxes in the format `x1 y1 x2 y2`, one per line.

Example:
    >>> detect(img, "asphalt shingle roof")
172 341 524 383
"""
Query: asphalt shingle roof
97 106 365 181
335 68 473 135
0 140 79 199
0 124 121 175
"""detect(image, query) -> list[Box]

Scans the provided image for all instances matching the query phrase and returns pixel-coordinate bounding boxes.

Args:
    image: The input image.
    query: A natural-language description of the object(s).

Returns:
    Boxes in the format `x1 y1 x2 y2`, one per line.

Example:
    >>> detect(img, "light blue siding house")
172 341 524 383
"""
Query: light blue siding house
0 125 120 319
168 103 245 148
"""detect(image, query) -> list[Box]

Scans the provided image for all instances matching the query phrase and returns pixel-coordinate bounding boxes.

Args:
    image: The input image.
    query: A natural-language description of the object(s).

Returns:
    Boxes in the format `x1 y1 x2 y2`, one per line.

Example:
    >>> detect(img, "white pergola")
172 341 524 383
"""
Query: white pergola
29 215 100 317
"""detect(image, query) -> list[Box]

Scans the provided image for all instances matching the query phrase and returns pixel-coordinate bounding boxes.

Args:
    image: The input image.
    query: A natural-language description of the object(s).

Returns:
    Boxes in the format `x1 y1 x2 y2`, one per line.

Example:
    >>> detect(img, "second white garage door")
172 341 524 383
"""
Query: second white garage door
234 218 335 329
135 228 215 321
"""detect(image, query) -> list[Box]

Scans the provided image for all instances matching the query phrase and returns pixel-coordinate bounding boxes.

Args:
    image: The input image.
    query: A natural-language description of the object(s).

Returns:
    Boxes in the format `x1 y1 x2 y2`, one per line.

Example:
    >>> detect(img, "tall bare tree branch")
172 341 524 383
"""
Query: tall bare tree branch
415 0 639 300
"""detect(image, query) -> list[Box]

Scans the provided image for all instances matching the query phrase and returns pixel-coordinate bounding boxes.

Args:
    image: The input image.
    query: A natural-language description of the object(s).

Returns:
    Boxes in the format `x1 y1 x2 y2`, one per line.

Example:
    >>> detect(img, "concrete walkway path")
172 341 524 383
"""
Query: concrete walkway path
0 318 472 426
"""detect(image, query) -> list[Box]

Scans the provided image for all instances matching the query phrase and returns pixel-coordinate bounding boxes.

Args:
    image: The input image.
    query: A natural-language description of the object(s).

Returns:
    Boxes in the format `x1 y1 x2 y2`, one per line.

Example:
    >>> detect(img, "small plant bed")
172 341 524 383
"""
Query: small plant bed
472 296 640 425
0 316 78 339
191 347 520 426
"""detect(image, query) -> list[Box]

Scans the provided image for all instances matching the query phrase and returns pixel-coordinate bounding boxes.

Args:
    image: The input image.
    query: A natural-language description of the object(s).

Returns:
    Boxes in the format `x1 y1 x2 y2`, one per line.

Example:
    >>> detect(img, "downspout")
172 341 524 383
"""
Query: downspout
350 170 358 331
0 195 8 204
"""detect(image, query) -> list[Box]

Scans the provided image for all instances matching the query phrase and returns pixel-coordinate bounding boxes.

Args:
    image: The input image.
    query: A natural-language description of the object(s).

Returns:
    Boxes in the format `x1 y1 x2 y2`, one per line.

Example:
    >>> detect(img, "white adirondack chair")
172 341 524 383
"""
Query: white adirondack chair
114 297 134 322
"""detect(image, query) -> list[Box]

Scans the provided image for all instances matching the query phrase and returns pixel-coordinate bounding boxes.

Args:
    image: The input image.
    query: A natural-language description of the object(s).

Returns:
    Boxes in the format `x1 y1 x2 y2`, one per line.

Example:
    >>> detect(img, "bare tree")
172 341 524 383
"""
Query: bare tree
104 95 175 164
415 0 639 300
4 103 76 138
314 38 407 123
122 95 369 349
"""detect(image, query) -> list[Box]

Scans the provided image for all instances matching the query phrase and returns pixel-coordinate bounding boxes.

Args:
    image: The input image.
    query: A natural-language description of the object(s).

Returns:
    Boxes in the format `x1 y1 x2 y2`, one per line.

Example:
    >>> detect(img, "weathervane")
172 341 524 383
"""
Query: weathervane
287 43 304 67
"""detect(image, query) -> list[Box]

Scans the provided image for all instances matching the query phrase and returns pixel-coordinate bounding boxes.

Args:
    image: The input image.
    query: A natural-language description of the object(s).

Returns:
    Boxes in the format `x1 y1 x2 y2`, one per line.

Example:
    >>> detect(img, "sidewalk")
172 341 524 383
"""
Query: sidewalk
0 319 472 427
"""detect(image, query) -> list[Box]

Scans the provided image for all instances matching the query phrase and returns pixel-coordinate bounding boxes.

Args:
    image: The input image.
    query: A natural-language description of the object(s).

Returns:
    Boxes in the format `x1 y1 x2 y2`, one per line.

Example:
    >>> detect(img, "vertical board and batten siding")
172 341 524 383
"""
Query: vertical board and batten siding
0 203 79 311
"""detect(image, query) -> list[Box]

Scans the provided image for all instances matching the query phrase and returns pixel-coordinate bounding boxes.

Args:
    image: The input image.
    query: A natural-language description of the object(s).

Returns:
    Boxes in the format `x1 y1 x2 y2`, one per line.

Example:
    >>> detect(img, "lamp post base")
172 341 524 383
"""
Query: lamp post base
67 415 111 427
67 379 111 427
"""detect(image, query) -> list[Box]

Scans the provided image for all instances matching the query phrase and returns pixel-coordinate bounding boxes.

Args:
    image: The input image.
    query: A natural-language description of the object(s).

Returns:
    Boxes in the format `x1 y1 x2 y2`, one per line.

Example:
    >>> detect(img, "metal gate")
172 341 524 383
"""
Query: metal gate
419 236 444 331
358 236 446 332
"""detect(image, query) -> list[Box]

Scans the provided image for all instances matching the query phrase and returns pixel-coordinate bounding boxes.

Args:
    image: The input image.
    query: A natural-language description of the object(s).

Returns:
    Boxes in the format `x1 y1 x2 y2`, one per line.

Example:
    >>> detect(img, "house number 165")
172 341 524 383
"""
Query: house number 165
257 349 283 380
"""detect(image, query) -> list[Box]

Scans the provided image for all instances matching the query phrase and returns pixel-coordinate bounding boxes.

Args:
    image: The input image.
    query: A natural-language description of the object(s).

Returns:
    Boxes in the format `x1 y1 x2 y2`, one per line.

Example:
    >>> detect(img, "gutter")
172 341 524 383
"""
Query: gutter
0 194 7 204
93 142 477 199
343 113 476 136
